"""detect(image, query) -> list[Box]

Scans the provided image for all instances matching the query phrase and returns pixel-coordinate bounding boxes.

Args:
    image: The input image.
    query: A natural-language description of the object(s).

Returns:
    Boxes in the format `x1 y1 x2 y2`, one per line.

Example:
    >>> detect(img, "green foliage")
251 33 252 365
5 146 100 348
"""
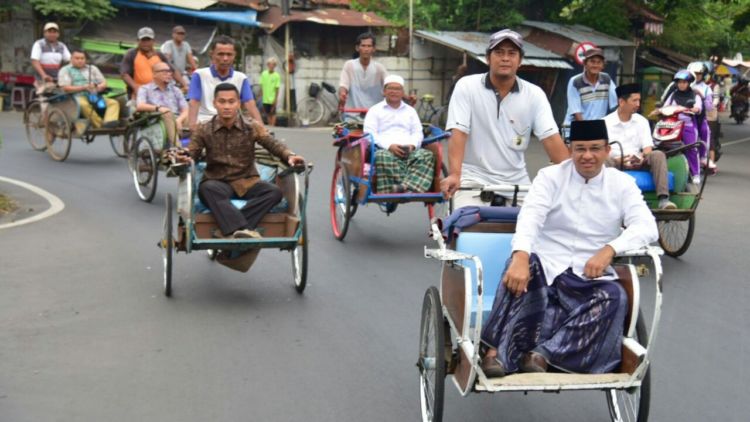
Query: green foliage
557 0 631 38
29 0 116 21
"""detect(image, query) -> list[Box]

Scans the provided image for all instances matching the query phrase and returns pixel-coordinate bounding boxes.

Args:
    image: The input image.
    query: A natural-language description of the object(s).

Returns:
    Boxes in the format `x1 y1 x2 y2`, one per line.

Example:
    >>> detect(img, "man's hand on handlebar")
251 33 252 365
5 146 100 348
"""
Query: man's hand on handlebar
166 147 192 164
288 154 306 167
440 174 460 199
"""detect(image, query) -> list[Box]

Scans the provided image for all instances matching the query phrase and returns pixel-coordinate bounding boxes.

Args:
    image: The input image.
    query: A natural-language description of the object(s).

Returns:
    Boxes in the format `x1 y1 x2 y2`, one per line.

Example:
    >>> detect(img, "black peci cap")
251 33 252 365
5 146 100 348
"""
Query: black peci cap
570 120 608 142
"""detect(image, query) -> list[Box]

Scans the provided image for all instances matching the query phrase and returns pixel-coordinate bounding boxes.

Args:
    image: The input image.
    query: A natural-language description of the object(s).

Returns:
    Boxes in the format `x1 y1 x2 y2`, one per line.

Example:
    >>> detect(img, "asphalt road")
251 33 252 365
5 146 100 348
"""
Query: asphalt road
1 110 748 421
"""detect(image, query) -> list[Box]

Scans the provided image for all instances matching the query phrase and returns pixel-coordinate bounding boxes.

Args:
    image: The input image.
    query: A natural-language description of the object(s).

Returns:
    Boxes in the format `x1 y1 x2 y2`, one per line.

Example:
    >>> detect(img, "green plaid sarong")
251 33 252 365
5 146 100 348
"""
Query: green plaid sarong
375 148 435 193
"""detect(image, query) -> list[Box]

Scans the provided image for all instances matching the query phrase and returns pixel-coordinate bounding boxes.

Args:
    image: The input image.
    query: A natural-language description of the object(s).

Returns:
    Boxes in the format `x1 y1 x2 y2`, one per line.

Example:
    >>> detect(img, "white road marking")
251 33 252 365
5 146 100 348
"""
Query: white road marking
0 176 65 230
722 136 750 146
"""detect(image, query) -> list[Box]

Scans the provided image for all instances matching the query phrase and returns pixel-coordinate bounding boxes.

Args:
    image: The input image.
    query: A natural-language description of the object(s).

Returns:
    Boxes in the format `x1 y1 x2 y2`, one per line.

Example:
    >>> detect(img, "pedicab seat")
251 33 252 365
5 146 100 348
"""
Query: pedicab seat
193 162 289 214
624 170 675 192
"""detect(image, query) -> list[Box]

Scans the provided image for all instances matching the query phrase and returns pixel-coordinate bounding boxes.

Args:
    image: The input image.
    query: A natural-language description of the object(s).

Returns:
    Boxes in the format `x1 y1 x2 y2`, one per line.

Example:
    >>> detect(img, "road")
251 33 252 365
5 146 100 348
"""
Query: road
1 110 748 421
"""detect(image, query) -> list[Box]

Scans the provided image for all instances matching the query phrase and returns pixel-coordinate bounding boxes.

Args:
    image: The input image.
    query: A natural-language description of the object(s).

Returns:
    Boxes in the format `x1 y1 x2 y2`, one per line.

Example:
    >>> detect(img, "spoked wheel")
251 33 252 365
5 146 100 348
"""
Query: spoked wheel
44 108 72 161
418 286 446 422
109 131 129 158
292 194 308 293
607 310 650 422
297 97 325 126
162 193 174 297
132 137 158 202
330 164 352 240
657 214 695 257
24 100 46 151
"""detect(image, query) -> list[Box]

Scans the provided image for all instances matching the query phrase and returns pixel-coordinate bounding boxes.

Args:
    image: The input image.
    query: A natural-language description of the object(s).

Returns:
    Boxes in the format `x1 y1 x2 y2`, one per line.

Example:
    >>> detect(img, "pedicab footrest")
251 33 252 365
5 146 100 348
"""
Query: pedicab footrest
368 192 444 202
193 213 299 240
474 372 633 392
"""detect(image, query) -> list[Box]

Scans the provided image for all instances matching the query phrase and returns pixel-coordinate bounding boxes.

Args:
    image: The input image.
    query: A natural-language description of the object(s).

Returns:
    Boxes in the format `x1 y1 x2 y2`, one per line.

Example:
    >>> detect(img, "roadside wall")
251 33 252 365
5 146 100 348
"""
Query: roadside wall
0 1 35 74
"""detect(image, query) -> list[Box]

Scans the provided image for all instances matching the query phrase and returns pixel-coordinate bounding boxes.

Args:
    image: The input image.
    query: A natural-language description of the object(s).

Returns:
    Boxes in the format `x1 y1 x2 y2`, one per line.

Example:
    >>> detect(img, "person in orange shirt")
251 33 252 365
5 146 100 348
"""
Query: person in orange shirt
120 27 187 100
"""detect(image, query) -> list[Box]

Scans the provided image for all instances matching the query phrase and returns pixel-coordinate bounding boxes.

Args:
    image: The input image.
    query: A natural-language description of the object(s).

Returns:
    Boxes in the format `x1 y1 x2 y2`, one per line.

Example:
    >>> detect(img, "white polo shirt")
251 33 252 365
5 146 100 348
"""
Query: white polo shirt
363 100 423 149
447 73 558 185
604 111 653 158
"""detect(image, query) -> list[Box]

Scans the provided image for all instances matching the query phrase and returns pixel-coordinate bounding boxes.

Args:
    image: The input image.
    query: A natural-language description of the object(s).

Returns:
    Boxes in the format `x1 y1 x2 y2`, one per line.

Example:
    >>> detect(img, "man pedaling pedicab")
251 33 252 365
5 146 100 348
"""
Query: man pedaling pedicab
57 48 120 129
363 74 434 194
604 83 676 210
480 120 658 378
440 29 568 208
173 83 306 239
136 61 189 144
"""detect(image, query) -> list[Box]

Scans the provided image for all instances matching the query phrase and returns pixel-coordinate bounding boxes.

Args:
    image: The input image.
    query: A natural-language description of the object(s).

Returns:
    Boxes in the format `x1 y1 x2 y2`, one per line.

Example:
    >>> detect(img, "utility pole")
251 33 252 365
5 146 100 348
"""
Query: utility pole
282 0 292 125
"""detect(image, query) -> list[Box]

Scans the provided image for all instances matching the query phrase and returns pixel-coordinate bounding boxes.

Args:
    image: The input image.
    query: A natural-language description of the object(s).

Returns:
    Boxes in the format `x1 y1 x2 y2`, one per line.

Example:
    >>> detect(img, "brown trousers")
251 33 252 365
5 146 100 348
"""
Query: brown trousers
609 150 670 197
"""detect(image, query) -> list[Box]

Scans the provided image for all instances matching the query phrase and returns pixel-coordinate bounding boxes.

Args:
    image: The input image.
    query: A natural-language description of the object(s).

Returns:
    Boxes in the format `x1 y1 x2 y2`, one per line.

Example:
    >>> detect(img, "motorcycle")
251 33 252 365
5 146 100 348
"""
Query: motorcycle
730 93 748 124
651 104 694 150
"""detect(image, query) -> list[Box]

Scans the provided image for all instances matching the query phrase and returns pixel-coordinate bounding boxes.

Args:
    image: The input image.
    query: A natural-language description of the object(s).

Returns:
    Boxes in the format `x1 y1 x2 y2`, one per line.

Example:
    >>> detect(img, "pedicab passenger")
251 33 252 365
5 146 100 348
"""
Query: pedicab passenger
176 83 306 239
480 120 658 378
57 48 120 128
604 83 676 210
363 75 434 194
136 62 188 144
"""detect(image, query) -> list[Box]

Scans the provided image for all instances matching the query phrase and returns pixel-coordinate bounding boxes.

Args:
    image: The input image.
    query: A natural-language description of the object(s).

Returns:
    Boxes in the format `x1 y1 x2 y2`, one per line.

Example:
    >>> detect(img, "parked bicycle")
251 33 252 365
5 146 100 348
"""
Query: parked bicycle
297 82 340 126
416 93 448 128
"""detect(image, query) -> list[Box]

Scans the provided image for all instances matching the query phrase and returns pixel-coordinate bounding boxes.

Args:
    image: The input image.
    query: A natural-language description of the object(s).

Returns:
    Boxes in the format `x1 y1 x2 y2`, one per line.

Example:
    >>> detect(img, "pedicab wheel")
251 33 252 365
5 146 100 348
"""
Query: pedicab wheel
418 286 446 422
297 97 325 126
292 194 308 293
657 214 695 257
132 137 158 202
162 193 174 297
44 108 72 161
607 310 650 422
24 100 46 151
330 164 352 240
109 132 129 158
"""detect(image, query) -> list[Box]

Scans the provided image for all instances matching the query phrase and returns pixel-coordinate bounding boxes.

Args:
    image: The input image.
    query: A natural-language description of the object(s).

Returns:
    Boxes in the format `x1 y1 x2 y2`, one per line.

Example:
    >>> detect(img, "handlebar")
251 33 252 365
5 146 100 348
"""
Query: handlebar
278 162 314 177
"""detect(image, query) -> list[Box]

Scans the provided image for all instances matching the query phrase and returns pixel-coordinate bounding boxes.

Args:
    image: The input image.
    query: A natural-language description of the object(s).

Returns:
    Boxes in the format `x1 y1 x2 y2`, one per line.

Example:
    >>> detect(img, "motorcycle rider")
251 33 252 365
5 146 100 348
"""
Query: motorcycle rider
730 78 749 123
688 62 716 173
658 70 702 185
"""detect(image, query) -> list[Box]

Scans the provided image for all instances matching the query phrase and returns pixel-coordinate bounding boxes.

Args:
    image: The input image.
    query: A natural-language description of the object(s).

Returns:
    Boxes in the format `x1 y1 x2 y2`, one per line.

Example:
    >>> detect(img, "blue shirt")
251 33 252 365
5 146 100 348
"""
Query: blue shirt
564 72 617 125
188 65 252 103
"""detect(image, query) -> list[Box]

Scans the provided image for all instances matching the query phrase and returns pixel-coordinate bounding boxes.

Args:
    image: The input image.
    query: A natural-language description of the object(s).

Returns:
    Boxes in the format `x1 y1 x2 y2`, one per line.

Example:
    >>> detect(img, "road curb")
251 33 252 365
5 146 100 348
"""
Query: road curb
0 176 65 230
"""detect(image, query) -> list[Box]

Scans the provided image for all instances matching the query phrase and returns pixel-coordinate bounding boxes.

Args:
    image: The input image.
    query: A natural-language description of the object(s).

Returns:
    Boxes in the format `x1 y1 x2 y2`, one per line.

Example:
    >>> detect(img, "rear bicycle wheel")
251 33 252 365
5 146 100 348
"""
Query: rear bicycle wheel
24 100 46 151
44 108 72 161
297 97 325 126
109 132 128 158
657 214 695 257
607 310 650 422
292 194 308 293
418 286 446 422
162 193 174 297
330 164 352 240
132 137 159 202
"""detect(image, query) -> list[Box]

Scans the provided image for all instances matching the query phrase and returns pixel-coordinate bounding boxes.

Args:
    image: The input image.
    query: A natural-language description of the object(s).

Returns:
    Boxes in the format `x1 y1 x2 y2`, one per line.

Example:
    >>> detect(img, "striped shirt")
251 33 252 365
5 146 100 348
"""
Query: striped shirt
564 72 617 125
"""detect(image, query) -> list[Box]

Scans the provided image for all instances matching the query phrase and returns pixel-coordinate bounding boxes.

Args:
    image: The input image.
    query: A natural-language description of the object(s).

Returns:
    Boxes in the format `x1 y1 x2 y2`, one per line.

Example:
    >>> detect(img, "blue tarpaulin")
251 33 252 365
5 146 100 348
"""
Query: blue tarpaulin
111 0 261 27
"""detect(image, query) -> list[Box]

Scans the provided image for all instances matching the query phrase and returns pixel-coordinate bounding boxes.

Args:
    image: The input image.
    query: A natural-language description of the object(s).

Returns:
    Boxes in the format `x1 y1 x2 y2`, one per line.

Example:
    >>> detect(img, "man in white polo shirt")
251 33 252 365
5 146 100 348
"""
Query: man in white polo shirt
604 83 676 210
440 29 568 208
187 35 262 130
363 74 433 194
30 22 71 85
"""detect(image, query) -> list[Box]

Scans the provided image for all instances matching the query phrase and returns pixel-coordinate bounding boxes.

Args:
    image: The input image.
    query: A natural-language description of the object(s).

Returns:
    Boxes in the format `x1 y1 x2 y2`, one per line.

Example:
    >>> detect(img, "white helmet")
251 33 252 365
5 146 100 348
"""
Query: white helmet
688 62 707 78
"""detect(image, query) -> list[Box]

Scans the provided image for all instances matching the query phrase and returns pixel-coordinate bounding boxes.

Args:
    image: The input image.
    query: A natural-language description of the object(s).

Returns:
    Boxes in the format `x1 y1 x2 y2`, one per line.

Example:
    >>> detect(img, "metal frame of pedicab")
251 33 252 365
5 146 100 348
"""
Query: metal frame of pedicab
329 124 450 240
159 158 313 297
128 111 181 203
417 185 665 422
31 89 151 162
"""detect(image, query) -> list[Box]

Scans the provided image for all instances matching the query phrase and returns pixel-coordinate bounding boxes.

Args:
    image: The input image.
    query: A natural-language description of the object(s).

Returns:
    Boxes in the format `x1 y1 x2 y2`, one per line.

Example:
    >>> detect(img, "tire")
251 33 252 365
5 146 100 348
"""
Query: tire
132 137 158 203
330 164 352 240
24 101 46 151
418 286 446 422
162 193 174 297
109 132 128 158
607 310 650 422
126 129 138 171
44 108 72 161
292 193 308 293
657 214 695 257
297 97 325 126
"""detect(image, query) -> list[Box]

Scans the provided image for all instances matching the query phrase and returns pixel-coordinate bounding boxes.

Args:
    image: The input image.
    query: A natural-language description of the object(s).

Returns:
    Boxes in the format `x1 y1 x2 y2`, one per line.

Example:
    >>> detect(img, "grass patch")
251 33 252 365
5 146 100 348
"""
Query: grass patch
0 192 18 215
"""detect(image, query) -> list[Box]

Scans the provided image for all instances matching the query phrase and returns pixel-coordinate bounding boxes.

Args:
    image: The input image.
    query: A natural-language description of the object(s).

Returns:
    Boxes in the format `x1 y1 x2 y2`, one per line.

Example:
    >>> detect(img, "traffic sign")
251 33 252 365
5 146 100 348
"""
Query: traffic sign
574 42 597 66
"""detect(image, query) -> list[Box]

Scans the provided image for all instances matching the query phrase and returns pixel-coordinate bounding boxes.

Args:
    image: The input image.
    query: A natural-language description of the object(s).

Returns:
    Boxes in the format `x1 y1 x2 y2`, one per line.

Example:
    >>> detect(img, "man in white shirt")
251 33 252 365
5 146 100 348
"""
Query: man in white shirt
30 22 71 85
338 32 388 116
480 119 658 378
363 75 432 193
440 29 568 208
605 83 675 210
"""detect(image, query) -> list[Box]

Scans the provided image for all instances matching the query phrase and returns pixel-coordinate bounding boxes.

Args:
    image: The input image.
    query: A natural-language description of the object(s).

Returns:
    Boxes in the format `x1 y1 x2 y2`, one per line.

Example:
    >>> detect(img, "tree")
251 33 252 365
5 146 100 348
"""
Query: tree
29 0 116 22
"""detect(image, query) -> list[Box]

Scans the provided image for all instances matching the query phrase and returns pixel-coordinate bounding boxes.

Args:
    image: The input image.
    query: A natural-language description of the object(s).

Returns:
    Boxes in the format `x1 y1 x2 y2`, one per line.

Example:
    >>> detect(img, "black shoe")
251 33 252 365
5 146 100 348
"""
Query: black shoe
520 352 548 373
481 355 506 378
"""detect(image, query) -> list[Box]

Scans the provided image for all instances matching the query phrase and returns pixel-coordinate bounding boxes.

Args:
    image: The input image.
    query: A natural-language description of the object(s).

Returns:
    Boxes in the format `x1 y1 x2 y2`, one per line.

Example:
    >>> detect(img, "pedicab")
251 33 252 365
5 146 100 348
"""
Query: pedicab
37 88 146 162
329 120 450 240
417 188 664 421
623 104 708 257
128 111 187 202
158 151 313 297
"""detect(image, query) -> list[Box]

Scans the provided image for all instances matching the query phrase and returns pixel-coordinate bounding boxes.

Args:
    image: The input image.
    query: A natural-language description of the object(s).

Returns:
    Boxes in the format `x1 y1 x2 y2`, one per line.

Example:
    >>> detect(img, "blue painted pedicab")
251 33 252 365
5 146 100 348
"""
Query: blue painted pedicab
159 149 313 296
417 186 665 422
329 122 451 240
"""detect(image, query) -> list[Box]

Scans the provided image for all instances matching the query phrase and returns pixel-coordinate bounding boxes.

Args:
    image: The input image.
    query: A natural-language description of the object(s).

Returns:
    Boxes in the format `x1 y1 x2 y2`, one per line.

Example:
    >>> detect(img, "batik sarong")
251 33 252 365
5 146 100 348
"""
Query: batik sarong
481 254 627 374
374 148 434 193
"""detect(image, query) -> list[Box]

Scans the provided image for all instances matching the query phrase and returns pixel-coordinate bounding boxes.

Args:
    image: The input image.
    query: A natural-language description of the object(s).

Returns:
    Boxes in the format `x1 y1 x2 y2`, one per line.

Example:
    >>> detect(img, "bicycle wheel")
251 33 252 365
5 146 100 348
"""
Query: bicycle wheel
657 214 695 257
297 97 325 126
162 193 174 297
330 164 351 240
131 137 158 202
45 108 72 161
607 309 650 422
291 194 308 293
418 286 446 422
24 100 46 151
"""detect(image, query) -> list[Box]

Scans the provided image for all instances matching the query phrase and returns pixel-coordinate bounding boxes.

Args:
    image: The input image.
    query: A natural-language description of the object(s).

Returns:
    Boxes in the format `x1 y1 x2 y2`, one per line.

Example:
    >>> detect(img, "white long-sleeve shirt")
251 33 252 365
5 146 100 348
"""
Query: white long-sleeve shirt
363 100 423 149
512 160 658 285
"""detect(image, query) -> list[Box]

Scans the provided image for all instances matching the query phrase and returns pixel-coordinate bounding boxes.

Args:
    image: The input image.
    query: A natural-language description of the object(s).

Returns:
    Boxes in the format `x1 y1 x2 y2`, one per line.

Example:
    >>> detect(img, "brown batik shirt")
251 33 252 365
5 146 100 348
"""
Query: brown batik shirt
188 116 294 196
